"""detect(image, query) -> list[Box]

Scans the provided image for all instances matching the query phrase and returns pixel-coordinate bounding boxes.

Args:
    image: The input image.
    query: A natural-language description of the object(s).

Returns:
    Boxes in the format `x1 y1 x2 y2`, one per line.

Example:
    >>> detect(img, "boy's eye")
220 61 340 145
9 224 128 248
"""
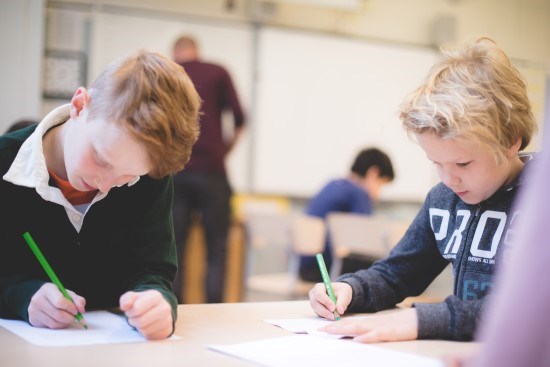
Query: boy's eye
457 162 471 168
94 151 109 167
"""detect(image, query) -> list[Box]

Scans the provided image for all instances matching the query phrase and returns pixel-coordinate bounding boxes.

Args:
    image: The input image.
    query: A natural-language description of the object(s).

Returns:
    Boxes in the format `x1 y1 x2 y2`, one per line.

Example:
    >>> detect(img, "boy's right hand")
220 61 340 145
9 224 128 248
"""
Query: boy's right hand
308 282 352 320
28 283 86 329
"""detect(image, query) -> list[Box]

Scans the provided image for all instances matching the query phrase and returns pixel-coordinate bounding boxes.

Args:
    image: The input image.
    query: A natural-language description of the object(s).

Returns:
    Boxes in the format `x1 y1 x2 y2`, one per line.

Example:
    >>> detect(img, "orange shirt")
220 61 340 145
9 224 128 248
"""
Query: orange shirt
48 170 98 206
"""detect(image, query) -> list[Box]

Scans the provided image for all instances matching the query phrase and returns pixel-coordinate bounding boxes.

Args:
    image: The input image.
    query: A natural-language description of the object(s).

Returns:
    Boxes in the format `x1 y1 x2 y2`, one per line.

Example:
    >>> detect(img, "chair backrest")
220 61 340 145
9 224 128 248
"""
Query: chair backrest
326 212 393 278
387 219 410 249
327 213 390 259
290 214 326 255
243 213 325 298
243 212 292 279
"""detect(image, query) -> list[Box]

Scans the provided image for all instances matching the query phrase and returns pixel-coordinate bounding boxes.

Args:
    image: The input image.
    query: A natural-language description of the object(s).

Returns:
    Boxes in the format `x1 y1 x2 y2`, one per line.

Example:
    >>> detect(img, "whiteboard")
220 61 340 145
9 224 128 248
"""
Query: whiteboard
90 11 254 192
254 27 440 201
89 13 441 201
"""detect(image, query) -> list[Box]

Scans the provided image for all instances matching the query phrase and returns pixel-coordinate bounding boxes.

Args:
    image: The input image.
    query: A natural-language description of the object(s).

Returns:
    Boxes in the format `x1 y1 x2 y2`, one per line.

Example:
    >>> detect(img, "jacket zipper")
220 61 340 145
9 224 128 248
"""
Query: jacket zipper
454 204 482 296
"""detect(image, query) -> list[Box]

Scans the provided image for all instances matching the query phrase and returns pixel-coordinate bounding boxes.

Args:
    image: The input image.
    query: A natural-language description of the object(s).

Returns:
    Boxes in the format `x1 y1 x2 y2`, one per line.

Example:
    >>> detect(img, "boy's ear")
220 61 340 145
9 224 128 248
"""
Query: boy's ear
365 166 380 179
69 87 91 119
506 137 523 158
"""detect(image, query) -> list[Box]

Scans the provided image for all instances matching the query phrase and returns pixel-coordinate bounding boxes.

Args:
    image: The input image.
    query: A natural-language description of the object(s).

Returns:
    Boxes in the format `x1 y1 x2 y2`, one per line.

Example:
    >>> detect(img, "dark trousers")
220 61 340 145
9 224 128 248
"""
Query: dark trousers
172 172 232 303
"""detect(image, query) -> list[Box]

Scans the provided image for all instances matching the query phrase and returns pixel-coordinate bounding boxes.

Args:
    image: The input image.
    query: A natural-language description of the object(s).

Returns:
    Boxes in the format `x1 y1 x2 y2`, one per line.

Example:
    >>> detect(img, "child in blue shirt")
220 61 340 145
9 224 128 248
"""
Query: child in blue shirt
299 147 394 282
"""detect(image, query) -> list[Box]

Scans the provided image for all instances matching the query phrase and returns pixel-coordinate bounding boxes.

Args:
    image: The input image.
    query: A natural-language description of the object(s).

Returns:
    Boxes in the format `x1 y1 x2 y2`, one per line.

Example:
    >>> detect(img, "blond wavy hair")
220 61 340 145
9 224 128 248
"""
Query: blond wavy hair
88 50 201 178
399 37 537 161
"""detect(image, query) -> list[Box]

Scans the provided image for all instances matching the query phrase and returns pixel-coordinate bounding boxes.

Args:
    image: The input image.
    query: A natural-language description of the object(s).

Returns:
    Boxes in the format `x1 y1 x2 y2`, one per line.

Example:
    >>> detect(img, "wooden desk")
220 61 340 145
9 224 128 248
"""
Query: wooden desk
1 301 478 367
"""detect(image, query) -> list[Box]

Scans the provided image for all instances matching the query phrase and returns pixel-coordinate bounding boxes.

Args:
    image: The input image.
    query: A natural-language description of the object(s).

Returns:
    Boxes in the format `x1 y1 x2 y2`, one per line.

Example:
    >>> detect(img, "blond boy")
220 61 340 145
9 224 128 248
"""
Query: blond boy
309 37 537 342
0 51 200 340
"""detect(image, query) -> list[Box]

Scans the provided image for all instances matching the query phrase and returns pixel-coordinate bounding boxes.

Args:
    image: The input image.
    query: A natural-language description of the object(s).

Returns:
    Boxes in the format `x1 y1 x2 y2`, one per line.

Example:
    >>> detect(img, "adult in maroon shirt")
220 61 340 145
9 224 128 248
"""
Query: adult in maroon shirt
172 35 245 303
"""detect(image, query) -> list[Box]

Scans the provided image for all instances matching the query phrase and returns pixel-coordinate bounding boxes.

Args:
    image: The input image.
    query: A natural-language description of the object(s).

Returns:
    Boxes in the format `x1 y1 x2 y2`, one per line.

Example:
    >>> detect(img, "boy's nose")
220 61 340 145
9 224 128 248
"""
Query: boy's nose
442 171 460 187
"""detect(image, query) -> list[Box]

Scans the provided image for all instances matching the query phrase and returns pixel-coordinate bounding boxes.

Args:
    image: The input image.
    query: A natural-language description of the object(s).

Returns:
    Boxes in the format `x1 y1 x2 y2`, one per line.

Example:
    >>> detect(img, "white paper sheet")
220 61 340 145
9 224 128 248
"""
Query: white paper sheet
208 334 444 367
263 317 346 338
0 310 177 346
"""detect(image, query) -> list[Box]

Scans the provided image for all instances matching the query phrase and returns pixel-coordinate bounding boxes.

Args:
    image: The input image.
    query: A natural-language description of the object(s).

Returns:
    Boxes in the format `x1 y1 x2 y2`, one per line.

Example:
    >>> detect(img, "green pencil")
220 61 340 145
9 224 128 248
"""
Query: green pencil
315 253 340 321
22 232 88 329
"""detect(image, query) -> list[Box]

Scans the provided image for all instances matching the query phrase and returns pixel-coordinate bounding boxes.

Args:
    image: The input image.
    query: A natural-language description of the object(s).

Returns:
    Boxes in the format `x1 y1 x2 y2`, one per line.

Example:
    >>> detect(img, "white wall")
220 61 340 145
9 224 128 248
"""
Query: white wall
89 11 254 192
2 0 548 200
253 28 439 200
269 0 550 67
0 0 45 133
46 0 550 66
43 7 550 91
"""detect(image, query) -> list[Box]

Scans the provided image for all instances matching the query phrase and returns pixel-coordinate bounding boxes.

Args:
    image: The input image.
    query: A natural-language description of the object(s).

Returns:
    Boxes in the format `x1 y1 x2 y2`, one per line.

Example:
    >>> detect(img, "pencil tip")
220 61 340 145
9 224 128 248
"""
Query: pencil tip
83 324 88 330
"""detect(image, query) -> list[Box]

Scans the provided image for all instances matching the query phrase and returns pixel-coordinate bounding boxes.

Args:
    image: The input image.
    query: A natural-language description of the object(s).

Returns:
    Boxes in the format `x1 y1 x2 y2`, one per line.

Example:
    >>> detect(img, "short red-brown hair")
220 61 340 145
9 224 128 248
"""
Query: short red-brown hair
88 50 201 178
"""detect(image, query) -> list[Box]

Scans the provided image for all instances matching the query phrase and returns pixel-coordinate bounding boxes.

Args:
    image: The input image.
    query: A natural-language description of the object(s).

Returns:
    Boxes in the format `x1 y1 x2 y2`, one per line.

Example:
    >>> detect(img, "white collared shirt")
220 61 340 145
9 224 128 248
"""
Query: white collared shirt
2 104 140 232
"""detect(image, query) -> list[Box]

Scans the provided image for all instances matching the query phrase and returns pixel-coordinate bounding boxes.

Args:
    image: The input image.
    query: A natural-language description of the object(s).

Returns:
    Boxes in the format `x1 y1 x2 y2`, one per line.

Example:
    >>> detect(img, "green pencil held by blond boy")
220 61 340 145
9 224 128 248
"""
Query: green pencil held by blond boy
22 232 88 329
316 253 340 321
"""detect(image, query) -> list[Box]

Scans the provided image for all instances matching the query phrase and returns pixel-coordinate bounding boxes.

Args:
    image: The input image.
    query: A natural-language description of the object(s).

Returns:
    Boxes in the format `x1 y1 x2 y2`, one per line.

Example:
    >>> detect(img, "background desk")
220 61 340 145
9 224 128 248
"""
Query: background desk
180 218 245 303
1 301 478 367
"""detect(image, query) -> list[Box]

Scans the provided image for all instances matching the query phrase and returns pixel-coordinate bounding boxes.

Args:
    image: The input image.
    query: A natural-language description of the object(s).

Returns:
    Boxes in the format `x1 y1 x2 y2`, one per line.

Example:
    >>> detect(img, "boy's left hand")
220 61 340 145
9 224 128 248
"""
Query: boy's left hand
319 308 418 343
119 290 173 340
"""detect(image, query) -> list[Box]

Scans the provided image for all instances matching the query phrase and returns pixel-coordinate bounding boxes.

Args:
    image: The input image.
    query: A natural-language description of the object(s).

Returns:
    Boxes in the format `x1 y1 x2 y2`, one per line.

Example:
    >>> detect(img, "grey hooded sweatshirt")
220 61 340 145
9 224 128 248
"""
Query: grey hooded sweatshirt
337 156 533 341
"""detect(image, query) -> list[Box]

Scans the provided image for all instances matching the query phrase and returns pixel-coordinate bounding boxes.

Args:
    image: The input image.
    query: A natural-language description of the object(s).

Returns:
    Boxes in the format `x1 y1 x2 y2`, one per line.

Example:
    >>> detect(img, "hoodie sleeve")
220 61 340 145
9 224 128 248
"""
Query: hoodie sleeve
414 296 486 341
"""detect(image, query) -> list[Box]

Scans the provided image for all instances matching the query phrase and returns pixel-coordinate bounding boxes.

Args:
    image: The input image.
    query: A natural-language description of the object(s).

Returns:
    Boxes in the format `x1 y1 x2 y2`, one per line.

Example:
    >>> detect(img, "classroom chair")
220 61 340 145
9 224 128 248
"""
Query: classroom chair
327 212 453 305
387 219 410 248
244 213 326 301
326 213 393 279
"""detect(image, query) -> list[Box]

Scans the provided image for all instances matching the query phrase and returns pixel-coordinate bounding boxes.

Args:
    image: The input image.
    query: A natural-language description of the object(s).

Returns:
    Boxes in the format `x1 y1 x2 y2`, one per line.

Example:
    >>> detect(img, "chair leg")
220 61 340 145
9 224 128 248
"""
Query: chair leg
287 254 299 297
330 257 343 280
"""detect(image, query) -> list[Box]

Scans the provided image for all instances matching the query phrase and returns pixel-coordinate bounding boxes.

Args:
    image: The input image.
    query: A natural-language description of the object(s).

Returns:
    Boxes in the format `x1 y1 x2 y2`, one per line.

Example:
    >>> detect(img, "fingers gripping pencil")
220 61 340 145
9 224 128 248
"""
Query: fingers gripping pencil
23 232 88 329
316 253 341 320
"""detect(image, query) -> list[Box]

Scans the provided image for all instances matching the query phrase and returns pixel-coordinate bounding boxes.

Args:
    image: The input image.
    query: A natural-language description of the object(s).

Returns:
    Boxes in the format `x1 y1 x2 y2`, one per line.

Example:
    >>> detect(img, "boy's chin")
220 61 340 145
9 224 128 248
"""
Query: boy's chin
459 196 482 205
77 178 97 191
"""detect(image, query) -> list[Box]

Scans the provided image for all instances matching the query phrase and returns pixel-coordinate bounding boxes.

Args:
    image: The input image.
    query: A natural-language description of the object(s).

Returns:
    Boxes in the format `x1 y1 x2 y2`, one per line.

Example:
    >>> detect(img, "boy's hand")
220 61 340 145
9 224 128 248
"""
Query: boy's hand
319 308 419 342
309 282 352 320
28 283 86 329
119 290 173 340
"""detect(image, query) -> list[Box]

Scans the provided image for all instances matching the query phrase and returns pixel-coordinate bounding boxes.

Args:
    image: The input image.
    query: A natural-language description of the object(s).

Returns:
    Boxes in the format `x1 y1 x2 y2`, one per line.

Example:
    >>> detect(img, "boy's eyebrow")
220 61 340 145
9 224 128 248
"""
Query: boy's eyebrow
93 145 111 165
